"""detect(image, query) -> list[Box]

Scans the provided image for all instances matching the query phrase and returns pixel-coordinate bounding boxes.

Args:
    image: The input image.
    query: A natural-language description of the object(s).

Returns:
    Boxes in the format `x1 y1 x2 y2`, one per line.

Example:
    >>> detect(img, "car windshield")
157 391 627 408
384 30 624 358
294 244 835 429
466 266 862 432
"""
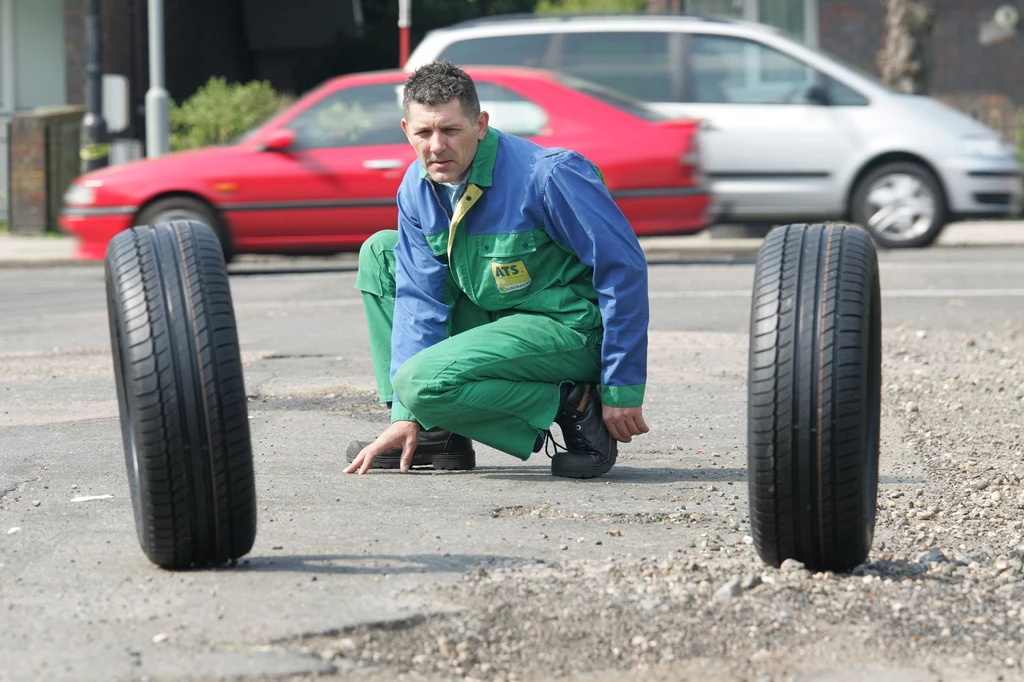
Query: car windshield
557 74 670 122
230 117 280 146
232 112 289 145
228 79 340 146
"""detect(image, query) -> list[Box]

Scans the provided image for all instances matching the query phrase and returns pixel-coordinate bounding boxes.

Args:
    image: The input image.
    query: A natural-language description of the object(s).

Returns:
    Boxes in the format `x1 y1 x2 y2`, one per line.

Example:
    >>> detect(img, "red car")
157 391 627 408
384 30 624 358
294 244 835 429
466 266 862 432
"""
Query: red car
60 67 711 261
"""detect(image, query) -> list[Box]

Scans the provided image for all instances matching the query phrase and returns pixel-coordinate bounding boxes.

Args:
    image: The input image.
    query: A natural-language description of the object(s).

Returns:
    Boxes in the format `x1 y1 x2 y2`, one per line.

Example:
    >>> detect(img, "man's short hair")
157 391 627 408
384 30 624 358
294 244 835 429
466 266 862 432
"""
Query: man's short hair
402 60 481 120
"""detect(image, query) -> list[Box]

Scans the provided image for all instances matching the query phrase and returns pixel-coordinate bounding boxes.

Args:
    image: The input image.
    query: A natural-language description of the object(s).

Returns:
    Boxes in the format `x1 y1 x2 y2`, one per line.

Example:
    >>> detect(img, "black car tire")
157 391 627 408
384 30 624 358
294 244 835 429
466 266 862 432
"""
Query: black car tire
137 197 235 263
747 223 881 573
104 220 256 569
851 161 947 249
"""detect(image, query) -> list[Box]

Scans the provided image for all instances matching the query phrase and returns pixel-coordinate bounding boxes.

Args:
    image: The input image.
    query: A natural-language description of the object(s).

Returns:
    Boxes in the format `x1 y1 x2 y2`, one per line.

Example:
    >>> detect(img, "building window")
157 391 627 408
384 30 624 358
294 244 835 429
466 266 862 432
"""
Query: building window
0 0 14 112
681 0 818 46
758 0 806 41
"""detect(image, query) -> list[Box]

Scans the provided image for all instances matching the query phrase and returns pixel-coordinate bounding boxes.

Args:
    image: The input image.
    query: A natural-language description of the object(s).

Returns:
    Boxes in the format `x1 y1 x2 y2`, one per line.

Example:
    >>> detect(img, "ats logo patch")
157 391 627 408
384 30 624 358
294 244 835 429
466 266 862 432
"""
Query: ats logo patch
490 260 532 293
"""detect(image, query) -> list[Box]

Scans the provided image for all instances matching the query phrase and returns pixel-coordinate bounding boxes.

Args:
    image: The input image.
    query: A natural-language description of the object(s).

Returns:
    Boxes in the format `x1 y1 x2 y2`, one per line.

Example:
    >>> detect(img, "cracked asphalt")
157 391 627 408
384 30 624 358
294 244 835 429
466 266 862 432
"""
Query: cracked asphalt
3 244 1024 682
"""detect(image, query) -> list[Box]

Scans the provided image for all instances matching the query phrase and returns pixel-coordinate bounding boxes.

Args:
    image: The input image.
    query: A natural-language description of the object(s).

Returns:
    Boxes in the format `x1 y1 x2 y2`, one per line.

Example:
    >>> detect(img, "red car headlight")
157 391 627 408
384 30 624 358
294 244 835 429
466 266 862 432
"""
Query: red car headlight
63 182 100 206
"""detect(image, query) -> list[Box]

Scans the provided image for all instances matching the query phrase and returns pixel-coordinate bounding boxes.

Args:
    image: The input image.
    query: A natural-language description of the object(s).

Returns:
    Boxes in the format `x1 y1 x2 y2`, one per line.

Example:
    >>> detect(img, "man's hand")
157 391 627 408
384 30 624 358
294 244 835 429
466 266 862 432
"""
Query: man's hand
603 405 650 443
344 420 421 474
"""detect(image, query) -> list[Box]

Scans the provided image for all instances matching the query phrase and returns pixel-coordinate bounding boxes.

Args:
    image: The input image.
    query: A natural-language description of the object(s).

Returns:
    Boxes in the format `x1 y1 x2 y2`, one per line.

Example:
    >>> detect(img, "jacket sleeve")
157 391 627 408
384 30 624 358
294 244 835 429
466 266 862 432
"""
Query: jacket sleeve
540 153 649 408
389 188 450 423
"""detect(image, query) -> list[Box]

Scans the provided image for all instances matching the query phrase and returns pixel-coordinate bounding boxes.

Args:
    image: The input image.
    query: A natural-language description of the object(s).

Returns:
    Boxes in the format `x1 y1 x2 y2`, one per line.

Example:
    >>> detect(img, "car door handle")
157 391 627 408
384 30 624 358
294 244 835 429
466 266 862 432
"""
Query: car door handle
363 159 404 170
700 120 719 132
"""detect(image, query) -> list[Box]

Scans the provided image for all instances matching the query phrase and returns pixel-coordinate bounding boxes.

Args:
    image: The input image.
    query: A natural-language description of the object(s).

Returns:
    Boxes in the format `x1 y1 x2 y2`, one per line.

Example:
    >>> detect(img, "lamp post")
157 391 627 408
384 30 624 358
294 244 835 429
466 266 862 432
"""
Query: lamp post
80 0 109 172
398 0 411 67
145 0 169 158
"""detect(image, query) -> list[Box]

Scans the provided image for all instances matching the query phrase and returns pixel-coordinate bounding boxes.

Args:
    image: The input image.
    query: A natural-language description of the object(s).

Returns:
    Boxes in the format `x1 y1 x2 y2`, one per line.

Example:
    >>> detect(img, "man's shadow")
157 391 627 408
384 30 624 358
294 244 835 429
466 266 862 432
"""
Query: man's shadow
225 552 532 576
472 465 747 484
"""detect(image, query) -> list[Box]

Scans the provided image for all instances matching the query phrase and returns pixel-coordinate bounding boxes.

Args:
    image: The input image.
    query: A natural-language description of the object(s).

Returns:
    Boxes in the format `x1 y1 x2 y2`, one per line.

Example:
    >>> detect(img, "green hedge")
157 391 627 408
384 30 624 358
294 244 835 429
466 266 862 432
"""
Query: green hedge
170 77 293 151
1019 106 1023 167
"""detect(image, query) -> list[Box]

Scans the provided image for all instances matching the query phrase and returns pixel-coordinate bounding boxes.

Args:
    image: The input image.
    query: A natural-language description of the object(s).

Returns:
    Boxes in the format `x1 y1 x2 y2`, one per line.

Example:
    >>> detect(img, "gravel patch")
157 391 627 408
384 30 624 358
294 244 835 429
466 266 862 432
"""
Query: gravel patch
275 325 1024 681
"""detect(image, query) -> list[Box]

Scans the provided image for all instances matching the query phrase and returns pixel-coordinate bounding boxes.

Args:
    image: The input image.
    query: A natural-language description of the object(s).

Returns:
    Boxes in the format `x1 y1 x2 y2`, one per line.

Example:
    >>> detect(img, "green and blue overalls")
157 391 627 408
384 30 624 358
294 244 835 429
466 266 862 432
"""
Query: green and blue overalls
355 128 649 458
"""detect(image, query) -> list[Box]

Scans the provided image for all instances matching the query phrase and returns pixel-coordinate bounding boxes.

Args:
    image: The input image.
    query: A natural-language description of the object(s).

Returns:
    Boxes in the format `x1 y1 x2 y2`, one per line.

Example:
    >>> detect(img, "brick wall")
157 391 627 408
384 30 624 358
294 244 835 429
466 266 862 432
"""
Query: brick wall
817 0 885 74
9 115 50 235
9 107 86 235
930 1 1024 102
818 0 1024 140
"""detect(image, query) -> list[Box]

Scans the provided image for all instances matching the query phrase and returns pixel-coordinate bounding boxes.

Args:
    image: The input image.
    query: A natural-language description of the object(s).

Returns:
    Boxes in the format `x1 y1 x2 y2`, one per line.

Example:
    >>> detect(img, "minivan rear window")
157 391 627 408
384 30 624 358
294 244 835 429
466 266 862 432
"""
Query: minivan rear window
438 34 553 68
558 32 673 103
558 75 670 122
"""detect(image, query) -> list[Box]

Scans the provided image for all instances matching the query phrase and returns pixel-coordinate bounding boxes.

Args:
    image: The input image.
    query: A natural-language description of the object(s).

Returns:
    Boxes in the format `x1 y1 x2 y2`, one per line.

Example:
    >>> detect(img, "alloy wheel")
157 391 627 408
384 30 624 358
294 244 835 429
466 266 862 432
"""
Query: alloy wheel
862 173 937 243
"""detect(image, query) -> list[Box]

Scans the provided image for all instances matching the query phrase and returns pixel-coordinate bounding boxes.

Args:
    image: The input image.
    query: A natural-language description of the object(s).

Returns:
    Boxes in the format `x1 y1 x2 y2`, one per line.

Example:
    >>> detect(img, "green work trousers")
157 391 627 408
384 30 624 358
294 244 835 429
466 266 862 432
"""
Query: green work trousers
355 230 602 459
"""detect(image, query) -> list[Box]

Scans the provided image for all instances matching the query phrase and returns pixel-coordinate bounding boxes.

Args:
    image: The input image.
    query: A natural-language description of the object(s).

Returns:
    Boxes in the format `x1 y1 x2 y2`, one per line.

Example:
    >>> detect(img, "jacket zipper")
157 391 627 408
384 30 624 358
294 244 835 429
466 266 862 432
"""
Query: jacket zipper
429 182 453 221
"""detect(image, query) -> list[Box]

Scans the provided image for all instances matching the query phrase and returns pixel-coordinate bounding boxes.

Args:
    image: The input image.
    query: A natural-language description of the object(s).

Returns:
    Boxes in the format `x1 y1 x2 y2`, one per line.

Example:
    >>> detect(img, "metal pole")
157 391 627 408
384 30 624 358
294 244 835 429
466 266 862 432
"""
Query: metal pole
145 0 169 158
80 0 109 172
398 0 411 67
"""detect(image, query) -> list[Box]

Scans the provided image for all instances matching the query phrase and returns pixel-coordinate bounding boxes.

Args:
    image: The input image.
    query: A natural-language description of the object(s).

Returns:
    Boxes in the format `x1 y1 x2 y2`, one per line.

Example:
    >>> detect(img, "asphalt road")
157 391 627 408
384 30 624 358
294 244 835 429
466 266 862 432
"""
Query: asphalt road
1 244 1023 681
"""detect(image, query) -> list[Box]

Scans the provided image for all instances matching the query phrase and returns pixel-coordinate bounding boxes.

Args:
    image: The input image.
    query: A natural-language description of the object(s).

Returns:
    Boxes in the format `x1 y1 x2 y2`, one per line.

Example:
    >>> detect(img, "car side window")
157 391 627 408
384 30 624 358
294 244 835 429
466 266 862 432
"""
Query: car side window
688 35 817 104
475 82 549 137
286 84 406 149
438 34 553 67
558 32 672 102
826 76 869 106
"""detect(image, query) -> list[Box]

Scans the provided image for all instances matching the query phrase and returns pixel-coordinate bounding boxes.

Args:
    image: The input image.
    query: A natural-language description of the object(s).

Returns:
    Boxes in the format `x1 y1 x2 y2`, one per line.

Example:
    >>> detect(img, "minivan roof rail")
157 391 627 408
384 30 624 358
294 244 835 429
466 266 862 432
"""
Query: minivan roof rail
444 11 737 29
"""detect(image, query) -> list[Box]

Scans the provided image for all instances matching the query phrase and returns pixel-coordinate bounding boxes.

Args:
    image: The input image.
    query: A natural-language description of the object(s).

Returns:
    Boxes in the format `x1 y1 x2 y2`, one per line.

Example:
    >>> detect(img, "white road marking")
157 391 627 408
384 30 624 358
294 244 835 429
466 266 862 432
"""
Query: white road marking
879 262 1024 271
650 289 1024 298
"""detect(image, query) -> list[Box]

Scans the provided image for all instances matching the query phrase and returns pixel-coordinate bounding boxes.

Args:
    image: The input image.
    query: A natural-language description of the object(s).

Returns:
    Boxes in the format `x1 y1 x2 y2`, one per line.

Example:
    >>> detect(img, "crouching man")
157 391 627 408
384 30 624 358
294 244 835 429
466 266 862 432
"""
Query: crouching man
345 61 649 479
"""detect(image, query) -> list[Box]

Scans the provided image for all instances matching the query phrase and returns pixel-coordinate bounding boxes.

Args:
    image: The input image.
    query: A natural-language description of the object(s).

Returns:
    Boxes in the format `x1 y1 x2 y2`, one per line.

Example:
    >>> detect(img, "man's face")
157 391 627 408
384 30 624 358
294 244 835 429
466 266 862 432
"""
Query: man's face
402 99 489 185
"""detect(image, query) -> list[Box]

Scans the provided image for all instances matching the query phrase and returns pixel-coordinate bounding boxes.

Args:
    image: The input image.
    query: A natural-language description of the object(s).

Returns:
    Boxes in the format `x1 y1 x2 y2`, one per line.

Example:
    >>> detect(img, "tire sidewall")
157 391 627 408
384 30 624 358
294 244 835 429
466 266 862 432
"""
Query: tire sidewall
104 240 147 549
862 247 883 547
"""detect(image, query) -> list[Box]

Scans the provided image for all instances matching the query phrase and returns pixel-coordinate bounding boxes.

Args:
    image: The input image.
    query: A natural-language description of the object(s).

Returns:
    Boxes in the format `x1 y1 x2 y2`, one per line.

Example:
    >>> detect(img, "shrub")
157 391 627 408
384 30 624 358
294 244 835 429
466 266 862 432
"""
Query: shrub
169 77 294 151
1019 107 1024 216
1019 106 1023 165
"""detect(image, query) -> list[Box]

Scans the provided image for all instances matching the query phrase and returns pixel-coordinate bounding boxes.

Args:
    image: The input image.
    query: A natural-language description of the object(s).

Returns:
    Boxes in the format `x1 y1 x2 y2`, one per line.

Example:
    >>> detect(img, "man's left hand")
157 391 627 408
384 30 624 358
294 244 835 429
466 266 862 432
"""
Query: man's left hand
603 405 650 443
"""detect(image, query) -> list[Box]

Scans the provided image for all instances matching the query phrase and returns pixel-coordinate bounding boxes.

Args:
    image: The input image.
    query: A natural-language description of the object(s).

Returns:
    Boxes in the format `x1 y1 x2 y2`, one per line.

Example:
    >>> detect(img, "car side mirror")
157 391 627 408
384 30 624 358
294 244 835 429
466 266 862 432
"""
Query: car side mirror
261 129 296 152
806 83 831 106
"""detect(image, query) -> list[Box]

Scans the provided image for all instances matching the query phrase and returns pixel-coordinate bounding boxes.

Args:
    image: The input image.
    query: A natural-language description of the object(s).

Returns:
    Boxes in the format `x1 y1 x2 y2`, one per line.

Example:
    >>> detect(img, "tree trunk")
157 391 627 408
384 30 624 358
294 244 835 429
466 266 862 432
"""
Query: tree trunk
877 0 937 94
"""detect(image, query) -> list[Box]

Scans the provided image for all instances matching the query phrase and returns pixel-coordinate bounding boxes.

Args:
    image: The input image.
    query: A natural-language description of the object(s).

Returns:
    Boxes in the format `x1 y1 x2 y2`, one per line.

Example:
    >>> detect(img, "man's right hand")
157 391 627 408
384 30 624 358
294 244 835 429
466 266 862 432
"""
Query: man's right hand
344 420 421 474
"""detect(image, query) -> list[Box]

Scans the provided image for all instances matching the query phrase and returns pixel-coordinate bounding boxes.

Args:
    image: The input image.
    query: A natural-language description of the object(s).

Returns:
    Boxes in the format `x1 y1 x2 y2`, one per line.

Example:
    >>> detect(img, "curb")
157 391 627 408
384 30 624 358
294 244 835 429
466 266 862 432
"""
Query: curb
0 259 102 269
640 237 763 259
1 221 1022 268
0 236 767 269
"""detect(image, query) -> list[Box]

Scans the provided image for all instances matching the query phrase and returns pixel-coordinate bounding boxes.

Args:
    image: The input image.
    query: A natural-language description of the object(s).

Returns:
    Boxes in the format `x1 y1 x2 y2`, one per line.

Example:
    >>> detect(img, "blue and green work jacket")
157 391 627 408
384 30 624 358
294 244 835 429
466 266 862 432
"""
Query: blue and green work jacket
390 127 649 422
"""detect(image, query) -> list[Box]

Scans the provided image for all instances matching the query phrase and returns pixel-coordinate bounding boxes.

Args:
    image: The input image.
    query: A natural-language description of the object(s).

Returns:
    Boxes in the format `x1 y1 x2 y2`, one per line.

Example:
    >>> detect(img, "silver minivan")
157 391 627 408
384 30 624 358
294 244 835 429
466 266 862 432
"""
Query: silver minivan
407 14 1023 248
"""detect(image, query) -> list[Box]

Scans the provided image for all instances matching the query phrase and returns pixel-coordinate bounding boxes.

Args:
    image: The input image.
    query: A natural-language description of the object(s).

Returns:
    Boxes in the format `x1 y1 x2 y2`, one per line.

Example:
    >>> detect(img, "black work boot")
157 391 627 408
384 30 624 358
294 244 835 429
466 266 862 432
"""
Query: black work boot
550 382 617 479
345 427 476 470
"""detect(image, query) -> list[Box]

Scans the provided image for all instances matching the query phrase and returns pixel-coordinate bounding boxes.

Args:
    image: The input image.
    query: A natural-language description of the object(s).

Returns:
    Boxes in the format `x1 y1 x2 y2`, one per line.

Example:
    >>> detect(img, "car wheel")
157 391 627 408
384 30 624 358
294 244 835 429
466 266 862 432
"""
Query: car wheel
851 161 947 249
137 197 235 263
104 220 256 569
